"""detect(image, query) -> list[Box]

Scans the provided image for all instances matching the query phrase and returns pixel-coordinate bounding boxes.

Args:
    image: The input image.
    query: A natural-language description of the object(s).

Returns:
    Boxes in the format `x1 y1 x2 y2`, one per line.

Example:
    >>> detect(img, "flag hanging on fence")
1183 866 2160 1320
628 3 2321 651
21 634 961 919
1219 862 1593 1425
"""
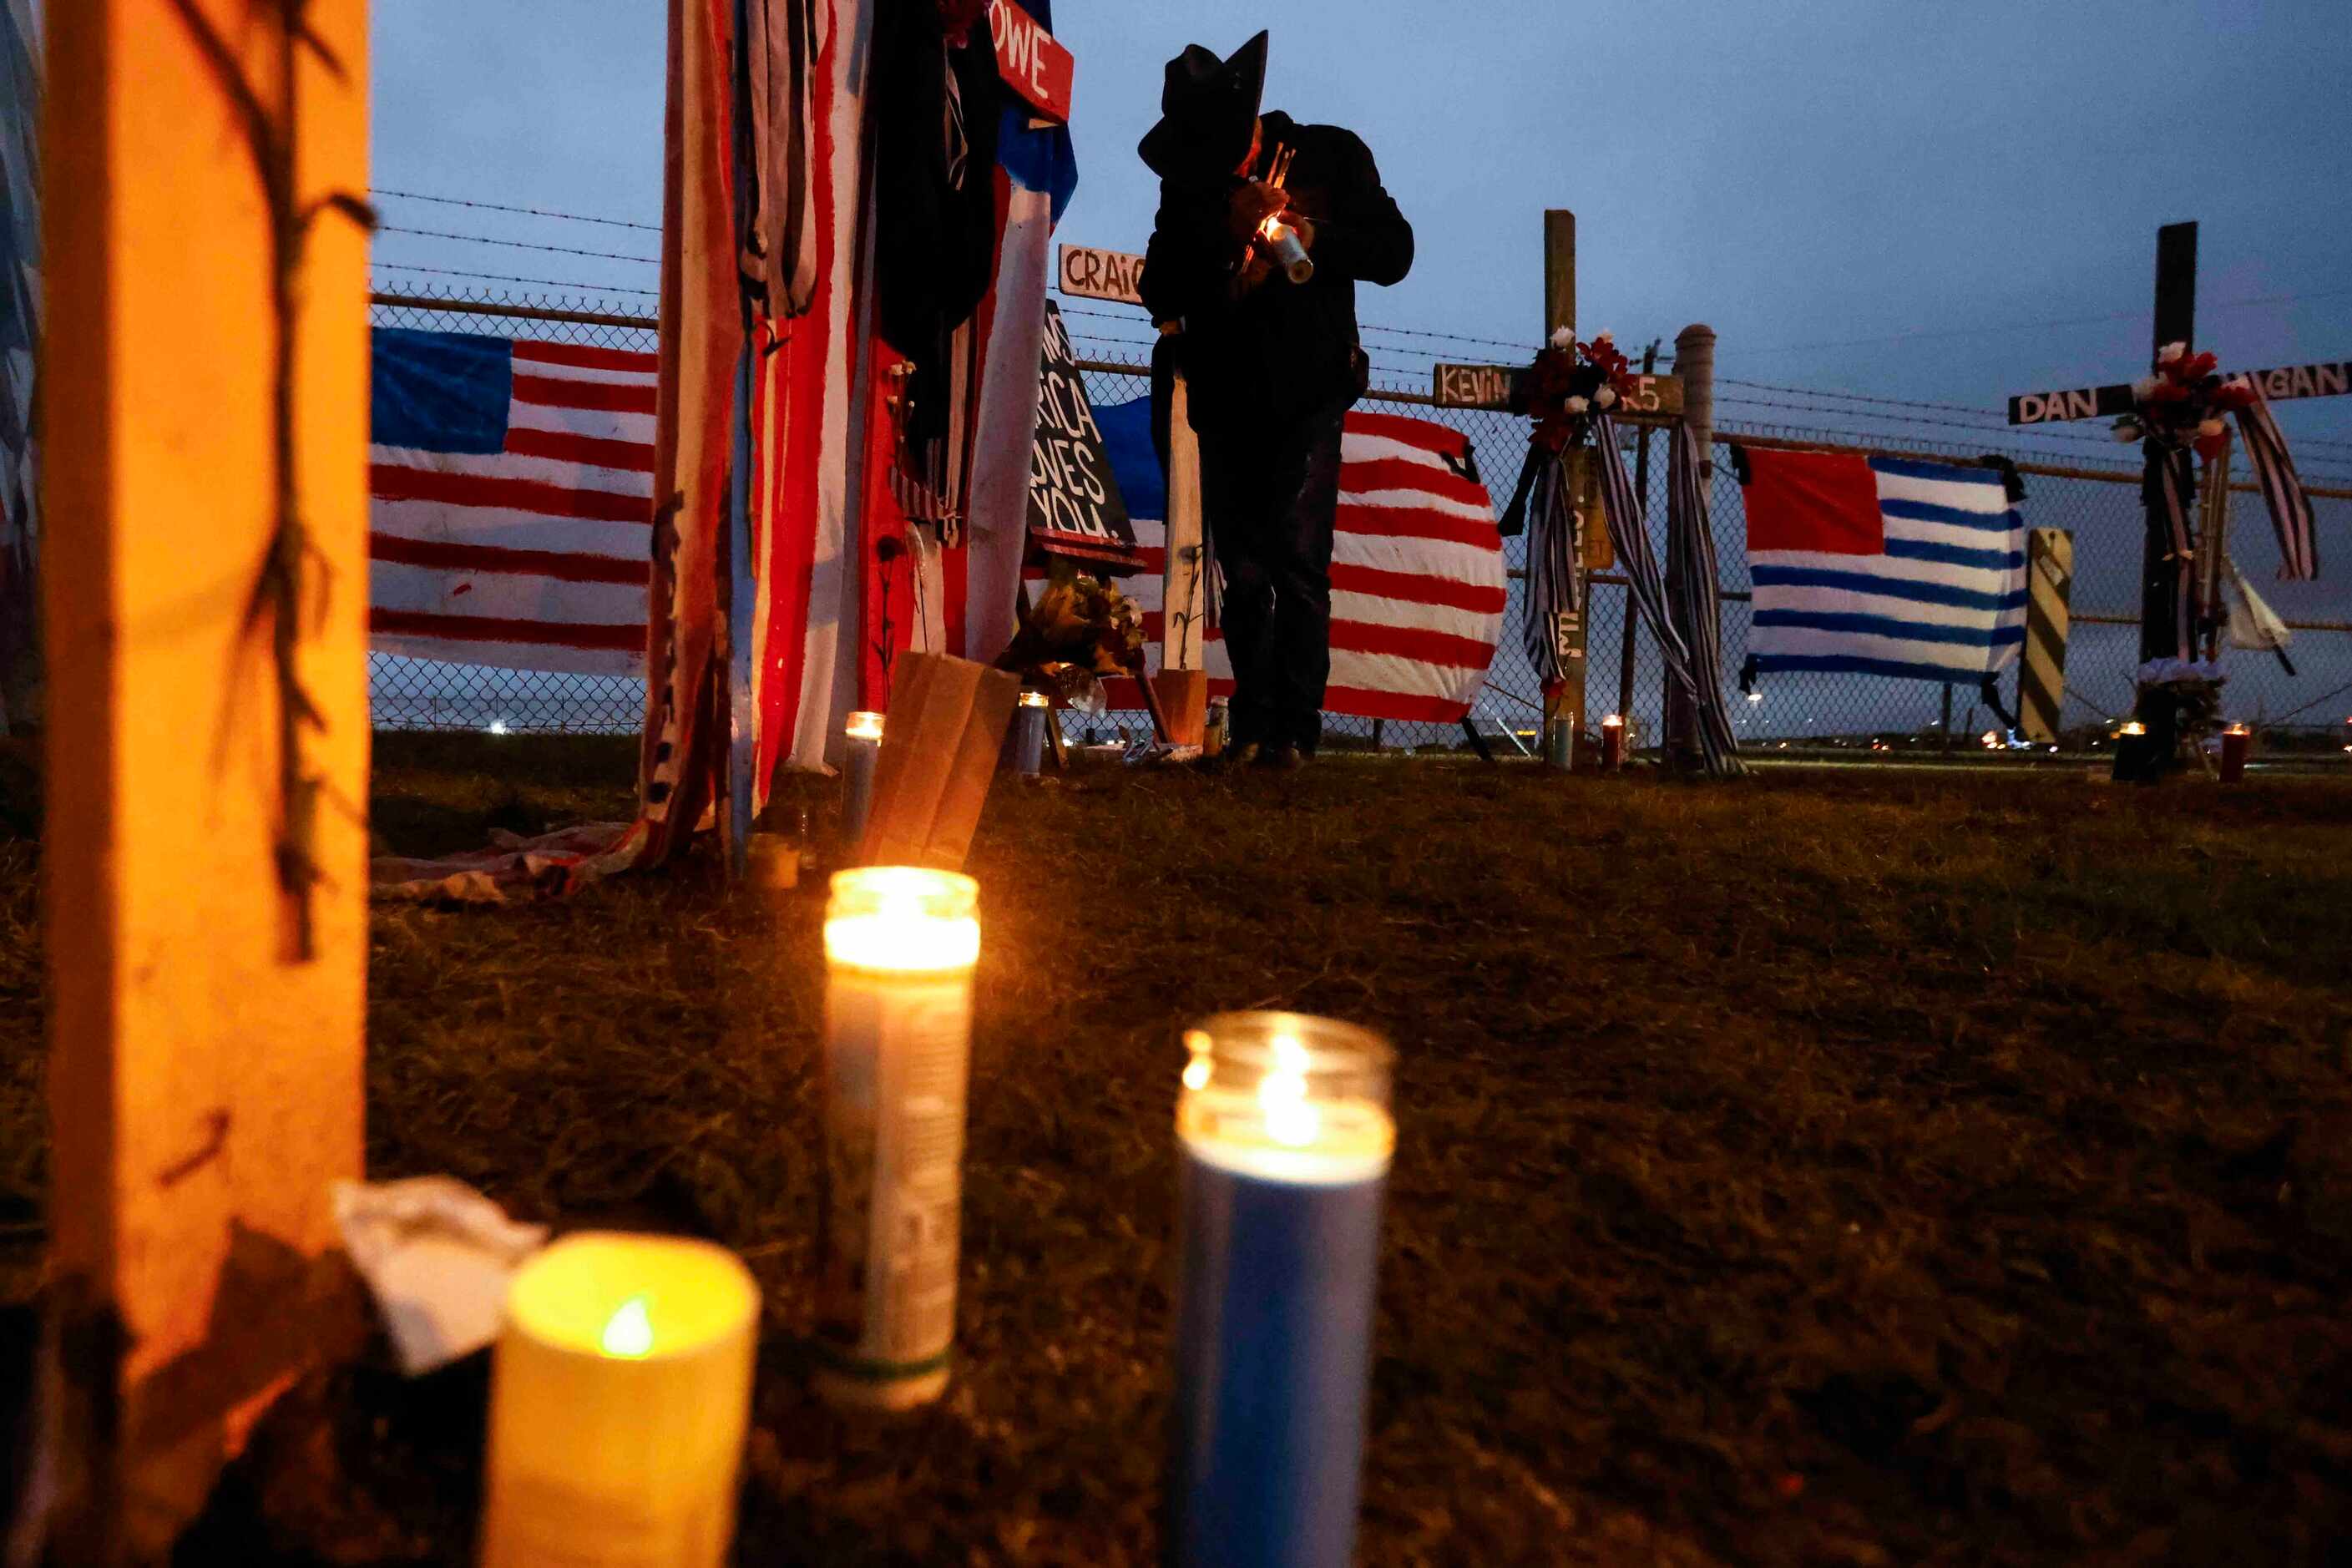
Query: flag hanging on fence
369 328 658 675
1739 448 2026 683
1082 398 1507 726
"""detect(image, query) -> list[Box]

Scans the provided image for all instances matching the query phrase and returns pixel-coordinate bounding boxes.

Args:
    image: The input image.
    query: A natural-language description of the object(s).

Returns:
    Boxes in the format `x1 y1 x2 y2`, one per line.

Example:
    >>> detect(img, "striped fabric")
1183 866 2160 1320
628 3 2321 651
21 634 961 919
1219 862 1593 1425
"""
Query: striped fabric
1662 422 1744 775
2233 382 2319 580
369 329 656 675
1086 402 1508 726
1742 448 2026 684
2146 443 2198 662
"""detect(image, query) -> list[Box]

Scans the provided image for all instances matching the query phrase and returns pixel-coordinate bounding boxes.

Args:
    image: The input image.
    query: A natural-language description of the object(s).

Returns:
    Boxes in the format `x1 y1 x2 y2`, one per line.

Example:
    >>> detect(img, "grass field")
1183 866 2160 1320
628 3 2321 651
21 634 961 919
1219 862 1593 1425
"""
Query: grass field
4 736 2352 1565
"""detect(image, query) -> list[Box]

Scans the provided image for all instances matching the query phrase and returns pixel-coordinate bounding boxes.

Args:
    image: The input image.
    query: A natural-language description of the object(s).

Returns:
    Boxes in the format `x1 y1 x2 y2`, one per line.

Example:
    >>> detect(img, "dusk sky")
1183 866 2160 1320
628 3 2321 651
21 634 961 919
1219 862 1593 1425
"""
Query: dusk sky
369 0 2352 665
372 1 2352 444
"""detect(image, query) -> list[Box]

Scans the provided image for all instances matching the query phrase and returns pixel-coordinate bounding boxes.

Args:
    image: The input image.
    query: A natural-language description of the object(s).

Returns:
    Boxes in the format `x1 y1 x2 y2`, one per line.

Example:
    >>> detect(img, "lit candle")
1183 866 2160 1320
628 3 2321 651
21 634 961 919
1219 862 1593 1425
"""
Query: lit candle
817 867 981 1409
1601 711 1626 771
1168 1013 1394 1568
481 1232 759 1568
842 711 884 852
2219 721 2251 782
1010 689 1052 777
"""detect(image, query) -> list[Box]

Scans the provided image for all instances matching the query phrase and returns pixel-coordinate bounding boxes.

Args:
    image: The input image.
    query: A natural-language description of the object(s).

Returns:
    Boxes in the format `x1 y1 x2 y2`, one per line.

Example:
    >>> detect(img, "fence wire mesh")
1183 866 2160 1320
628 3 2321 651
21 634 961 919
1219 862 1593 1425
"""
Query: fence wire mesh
367 287 2352 756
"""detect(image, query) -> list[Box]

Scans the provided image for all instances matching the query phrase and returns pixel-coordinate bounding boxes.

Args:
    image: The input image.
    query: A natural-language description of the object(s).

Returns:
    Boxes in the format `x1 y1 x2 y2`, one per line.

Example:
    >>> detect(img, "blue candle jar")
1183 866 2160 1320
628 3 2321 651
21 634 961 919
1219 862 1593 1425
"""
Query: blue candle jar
1167 1013 1395 1568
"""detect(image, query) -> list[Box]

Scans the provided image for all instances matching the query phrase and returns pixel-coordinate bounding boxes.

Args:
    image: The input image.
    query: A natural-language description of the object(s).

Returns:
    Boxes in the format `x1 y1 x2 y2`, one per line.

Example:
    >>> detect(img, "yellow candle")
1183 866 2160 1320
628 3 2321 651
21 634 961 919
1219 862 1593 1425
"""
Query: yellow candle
817 867 981 1409
842 711 886 850
481 1233 759 1568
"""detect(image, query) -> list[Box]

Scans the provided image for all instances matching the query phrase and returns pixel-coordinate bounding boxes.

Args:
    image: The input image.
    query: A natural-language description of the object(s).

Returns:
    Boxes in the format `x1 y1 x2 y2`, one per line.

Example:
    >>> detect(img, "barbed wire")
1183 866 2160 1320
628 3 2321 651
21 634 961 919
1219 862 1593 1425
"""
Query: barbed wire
372 187 660 232
372 261 660 297
377 224 660 265
1715 394 2129 450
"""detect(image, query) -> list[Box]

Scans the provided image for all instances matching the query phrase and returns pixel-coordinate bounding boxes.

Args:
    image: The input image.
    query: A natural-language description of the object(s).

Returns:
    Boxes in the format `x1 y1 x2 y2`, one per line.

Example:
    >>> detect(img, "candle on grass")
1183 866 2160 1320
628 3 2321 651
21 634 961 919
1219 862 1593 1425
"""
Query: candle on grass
1168 1012 1395 1568
481 1232 759 1568
1011 690 1051 777
817 867 981 1409
842 711 884 851
2219 721 2251 782
1601 712 1626 771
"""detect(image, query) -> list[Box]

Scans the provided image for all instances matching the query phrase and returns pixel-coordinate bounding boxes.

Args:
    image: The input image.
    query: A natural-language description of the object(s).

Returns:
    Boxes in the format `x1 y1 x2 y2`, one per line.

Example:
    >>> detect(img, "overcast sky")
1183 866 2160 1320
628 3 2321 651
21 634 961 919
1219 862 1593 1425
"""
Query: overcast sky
373 0 2352 442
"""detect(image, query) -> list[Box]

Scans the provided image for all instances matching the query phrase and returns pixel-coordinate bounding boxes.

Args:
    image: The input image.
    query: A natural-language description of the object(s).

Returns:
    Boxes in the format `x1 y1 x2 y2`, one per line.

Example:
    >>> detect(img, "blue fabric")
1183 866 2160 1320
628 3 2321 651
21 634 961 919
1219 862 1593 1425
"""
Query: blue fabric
1748 565 2026 614
1877 497 2016 533
1749 653 2014 685
997 0 1078 222
1095 395 1164 522
1753 609 2026 649
371 327 513 453
1868 456 2003 487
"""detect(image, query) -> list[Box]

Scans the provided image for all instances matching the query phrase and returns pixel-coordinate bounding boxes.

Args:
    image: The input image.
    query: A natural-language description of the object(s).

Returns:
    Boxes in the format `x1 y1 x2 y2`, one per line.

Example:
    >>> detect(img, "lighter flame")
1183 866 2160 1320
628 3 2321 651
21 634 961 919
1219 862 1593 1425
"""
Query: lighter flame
599 1296 655 1359
2120 721 2147 736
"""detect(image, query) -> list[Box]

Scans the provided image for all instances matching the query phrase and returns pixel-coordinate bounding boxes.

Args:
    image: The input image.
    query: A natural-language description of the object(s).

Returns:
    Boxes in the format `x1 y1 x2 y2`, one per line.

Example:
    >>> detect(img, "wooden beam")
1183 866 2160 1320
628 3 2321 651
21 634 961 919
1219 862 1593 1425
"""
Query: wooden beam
2018 529 2073 745
1540 211 1585 761
43 0 370 1555
2153 220 2198 361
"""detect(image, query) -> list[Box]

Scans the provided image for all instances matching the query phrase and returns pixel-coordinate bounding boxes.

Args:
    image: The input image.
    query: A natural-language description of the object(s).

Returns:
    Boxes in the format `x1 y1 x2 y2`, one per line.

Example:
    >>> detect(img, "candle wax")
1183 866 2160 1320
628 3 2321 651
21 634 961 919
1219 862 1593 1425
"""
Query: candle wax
1169 1137 1387 1568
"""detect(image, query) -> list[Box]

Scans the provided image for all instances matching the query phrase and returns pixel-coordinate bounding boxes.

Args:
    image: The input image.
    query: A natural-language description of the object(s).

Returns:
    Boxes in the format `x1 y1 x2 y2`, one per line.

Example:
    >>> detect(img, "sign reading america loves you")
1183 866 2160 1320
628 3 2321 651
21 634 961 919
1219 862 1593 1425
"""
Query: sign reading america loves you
1739 448 2026 684
1027 301 1140 571
369 327 655 675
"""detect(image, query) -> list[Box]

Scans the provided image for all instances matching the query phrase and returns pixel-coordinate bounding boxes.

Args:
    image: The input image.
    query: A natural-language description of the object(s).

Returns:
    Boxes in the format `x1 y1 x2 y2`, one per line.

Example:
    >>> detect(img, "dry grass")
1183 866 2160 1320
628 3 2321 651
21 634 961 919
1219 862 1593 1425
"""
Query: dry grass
5 735 2352 1564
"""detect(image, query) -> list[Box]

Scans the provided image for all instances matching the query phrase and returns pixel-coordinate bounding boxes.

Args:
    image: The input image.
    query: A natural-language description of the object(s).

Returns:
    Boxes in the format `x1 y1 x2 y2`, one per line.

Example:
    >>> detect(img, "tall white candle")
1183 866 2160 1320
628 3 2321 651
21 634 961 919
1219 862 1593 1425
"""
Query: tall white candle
842 710 884 852
481 1232 759 1568
817 867 981 1409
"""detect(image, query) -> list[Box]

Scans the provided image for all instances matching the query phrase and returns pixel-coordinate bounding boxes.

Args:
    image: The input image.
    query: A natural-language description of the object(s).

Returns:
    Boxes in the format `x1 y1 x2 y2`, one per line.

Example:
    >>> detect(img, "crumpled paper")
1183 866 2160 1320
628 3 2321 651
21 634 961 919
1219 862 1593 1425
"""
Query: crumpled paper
332 1176 549 1375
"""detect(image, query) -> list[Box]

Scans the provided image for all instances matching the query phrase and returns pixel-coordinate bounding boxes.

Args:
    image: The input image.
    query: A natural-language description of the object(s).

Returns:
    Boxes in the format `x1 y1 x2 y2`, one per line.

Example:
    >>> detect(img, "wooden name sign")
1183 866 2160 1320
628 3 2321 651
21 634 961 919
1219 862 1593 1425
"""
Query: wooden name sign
989 0 1073 124
1432 362 1683 419
1058 244 1146 307
2008 359 2351 424
1028 301 1141 572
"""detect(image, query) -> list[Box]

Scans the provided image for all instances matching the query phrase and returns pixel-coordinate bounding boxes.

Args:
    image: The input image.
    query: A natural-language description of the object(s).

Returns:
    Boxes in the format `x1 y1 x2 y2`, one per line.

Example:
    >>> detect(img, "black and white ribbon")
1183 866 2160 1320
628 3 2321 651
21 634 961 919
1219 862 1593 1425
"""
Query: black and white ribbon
2233 382 2319 580
1663 422 1746 776
1591 413 1743 777
2144 442 2198 664
1517 450 1576 688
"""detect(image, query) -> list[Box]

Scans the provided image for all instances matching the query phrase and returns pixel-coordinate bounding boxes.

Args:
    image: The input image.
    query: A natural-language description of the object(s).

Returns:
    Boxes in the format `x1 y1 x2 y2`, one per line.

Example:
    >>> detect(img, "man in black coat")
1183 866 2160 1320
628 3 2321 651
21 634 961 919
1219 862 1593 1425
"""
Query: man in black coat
1139 31 1414 766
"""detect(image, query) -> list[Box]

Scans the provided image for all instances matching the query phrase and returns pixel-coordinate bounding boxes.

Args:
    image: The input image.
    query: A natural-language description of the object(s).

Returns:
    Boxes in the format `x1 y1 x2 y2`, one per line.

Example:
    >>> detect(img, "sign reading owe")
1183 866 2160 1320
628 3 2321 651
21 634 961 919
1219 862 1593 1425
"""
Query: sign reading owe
2008 360 2351 424
1431 362 1684 418
989 0 1073 124
1057 245 1146 307
1029 301 1140 570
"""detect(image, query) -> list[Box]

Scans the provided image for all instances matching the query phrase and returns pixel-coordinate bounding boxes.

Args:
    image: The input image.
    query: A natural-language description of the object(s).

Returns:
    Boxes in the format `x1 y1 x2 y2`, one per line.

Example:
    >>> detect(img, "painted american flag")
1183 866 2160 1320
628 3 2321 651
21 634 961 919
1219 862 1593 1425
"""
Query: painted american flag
1091 398 1508 724
368 326 655 675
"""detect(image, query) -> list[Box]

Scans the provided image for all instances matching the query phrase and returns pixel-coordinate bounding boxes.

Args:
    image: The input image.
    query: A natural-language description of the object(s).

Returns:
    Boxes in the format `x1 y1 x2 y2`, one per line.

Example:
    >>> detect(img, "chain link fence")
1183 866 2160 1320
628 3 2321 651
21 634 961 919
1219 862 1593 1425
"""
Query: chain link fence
367 286 2352 757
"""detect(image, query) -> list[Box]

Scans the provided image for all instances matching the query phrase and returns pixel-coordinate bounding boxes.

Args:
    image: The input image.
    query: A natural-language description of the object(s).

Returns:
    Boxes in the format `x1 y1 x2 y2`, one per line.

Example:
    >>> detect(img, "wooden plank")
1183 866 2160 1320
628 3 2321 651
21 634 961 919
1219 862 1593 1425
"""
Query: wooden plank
1057 245 1146 307
925 661 1019 869
2009 362 2352 424
1431 362 1681 417
1543 210 1575 341
1161 363 1206 670
2154 220 2198 360
2018 529 2073 744
44 0 371 1555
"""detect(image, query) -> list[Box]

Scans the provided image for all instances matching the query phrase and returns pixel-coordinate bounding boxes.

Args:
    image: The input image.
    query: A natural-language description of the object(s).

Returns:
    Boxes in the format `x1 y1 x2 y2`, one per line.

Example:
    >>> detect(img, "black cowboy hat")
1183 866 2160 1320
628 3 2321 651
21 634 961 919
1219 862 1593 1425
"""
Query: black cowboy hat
1136 31 1267 179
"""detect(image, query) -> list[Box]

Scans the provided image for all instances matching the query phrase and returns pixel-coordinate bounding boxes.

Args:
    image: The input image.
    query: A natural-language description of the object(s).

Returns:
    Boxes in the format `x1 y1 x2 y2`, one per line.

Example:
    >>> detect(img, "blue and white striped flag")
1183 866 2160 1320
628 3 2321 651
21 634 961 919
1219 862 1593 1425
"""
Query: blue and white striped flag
1740 449 2026 682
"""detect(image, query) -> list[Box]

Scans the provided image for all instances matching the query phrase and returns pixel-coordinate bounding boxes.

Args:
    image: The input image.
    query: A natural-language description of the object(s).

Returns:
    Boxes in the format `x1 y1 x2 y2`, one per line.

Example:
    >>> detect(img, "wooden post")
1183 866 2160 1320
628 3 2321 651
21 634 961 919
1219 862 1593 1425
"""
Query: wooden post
2198 427 2232 663
43 1 370 1555
1540 210 1585 763
2124 221 2198 780
2019 529 2073 745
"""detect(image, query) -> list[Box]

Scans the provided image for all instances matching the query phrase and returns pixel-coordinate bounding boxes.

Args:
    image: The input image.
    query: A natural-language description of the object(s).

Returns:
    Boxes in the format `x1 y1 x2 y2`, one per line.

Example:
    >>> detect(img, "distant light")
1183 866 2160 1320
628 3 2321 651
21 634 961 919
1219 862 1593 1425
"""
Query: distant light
488 719 511 736
1980 731 2001 749
1746 690 1763 704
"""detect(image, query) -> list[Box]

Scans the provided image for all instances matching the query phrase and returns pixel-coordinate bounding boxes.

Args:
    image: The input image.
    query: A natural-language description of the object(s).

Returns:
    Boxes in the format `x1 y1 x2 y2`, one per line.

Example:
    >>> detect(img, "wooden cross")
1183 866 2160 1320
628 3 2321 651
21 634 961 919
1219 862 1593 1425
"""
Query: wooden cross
45 1 370 1554
2005 220 2349 776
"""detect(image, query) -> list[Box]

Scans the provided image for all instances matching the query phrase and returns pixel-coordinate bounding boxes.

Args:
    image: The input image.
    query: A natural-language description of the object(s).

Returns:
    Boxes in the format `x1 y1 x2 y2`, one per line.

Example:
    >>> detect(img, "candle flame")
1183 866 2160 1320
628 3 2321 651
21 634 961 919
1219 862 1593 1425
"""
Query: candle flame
2120 721 2147 736
1259 1031 1320 1147
1601 713 1624 729
846 711 885 741
599 1296 655 1358
1182 1056 1212 1092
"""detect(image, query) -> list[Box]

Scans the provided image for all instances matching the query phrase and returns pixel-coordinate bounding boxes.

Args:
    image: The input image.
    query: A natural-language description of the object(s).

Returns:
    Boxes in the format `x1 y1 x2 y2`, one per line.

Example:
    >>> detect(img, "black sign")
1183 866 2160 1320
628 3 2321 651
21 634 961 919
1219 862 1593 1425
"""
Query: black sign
1028 302 1141 572
1432 362 1686 419
2009 360 2351 425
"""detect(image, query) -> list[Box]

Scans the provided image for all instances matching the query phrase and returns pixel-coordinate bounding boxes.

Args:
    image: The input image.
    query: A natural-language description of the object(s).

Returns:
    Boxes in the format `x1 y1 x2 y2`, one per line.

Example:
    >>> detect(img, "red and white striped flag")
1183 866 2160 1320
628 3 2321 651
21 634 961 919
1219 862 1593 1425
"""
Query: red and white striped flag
369 331 657 674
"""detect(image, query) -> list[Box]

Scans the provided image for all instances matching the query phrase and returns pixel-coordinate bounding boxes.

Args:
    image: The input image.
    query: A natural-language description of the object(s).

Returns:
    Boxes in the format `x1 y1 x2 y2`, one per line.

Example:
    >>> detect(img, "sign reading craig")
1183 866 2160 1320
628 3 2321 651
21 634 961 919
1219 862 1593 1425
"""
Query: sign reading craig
1029 301 1142 574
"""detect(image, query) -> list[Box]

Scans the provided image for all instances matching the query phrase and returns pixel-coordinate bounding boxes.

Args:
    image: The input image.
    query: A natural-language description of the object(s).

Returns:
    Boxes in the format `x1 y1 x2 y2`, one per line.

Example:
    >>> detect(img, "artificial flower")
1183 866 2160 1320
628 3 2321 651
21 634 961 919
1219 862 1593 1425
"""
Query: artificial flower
1550 326 1575 351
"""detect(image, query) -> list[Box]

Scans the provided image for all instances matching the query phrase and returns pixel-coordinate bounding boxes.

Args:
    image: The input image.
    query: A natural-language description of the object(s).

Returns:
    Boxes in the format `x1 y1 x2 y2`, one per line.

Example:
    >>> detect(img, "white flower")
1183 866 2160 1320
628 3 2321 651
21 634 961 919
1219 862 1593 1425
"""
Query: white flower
1565 395 1589 414
1593 329 1614 345
2157 341 2187 363
1550 326 1575 351
2131 375 2159 401
1594 386 1617 408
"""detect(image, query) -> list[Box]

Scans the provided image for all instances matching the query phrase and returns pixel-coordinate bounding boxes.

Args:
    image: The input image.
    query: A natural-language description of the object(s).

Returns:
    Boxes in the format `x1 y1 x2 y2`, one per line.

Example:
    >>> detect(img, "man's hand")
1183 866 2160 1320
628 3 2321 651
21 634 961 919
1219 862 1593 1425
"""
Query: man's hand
1226 180 1288 245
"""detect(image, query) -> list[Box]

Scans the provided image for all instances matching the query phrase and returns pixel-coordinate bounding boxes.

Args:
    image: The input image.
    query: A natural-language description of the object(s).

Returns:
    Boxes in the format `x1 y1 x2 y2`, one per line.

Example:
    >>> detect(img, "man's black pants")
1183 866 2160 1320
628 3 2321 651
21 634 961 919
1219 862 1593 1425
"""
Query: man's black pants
1199 402 1348 754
